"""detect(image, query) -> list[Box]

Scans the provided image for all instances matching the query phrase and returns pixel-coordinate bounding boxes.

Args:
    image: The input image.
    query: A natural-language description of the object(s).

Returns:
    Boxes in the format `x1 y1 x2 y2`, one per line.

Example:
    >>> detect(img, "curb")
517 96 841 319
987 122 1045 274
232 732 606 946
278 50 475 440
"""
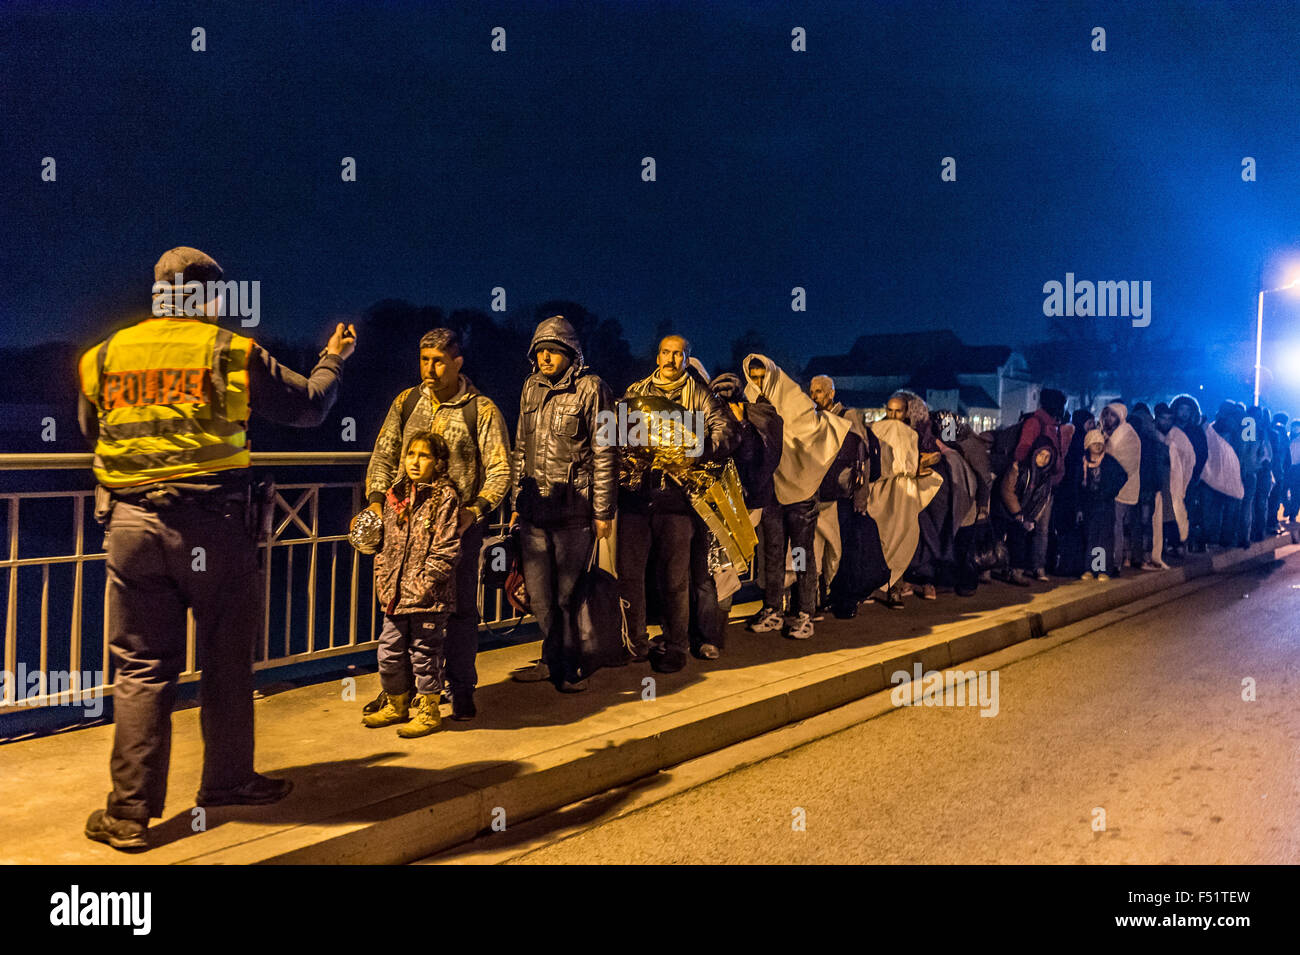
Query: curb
193 535 1287 864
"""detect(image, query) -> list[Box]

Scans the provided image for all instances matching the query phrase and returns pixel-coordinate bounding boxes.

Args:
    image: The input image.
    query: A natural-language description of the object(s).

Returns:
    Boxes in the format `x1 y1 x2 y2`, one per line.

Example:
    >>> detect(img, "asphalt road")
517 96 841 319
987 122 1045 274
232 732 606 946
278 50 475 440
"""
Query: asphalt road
503 554 1300 864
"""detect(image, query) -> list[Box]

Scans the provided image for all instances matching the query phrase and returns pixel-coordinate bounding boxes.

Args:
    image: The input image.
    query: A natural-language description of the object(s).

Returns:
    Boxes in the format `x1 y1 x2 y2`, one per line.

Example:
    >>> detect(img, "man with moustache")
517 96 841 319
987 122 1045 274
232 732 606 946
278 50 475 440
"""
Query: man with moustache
617 335 740 674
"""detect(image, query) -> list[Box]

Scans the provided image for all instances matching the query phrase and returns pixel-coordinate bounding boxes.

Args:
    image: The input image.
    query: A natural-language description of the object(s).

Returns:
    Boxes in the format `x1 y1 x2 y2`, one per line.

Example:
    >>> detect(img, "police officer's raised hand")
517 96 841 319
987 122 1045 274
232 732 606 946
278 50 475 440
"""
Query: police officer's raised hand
327 323 357 360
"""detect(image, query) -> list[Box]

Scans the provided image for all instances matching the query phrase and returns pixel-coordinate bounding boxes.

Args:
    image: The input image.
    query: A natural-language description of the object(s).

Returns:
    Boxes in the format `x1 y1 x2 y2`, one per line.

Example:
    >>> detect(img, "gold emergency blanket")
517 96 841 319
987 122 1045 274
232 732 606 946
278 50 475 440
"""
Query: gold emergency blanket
617 395 757 573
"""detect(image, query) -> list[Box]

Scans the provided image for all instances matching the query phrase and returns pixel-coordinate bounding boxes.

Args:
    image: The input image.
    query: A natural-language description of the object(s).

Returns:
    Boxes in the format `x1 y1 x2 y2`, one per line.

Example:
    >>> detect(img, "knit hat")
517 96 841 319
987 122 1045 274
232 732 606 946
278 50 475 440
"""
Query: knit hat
1083 428 1105 449
709 372 746 401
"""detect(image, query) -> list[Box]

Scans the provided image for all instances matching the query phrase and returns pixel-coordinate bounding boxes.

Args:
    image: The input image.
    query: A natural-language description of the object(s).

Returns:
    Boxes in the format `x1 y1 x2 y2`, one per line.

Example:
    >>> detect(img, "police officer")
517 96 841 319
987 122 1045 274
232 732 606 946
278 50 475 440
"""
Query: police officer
77 246 356 851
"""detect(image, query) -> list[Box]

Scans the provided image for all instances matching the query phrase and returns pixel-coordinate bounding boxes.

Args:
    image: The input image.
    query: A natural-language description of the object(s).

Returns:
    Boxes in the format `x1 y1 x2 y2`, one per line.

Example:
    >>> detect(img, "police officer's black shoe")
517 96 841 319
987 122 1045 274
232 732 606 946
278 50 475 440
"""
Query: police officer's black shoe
450 692 476 721
196 773 293 808
85 809 148 851
362 689 389 716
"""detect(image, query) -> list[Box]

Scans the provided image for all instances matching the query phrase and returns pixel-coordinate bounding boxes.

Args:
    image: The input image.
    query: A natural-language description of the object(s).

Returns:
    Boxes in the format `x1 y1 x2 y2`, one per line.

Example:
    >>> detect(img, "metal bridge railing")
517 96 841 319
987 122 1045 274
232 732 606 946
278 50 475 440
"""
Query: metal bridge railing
0 453 528 713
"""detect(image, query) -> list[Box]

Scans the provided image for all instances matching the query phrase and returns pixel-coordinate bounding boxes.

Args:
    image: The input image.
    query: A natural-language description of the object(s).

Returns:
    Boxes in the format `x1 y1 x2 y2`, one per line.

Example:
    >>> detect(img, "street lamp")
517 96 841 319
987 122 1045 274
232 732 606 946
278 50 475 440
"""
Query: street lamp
1254 276 1300 405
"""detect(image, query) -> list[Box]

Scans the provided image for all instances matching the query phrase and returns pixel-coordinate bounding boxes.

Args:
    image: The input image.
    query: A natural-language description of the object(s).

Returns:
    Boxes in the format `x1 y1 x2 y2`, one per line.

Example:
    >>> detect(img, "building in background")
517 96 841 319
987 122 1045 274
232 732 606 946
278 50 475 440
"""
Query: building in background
805 330 1038 430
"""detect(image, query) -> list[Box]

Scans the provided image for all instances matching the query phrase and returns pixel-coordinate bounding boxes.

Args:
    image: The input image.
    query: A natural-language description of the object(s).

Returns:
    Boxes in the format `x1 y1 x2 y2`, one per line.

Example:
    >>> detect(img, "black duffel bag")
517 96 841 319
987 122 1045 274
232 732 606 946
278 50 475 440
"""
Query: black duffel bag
967 519 1008 572
568 538 633 678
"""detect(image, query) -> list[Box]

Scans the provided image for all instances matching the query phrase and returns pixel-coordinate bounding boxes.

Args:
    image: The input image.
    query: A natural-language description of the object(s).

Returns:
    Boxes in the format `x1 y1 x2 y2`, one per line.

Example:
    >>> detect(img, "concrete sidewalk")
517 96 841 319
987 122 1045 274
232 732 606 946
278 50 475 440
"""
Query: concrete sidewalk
0 536 1287 865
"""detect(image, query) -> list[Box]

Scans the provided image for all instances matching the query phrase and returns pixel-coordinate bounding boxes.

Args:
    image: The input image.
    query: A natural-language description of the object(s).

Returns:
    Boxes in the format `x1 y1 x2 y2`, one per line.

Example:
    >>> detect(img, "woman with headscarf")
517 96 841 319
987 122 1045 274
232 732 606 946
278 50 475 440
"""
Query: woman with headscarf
1077 428 1128 578
994 435 1057 585
741 354 850 639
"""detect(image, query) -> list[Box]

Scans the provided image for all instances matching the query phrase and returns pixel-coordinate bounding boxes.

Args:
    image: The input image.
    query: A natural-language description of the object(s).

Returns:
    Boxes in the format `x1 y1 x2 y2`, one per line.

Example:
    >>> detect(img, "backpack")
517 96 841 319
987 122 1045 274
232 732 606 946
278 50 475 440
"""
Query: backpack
983 420 1025 483
398 385 482 498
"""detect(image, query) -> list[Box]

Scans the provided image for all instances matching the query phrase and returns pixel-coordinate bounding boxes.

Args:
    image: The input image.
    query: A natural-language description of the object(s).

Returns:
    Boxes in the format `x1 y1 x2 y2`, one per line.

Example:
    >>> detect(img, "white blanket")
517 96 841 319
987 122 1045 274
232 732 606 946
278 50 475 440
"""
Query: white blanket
1166 425 1196 540
1202 423 1245 499
867 418 943 587
743 354 850 505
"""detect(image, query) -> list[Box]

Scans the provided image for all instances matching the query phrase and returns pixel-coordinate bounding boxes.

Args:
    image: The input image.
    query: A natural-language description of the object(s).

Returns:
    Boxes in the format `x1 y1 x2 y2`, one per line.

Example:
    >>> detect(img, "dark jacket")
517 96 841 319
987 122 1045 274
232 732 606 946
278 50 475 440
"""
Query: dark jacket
375 476 461 615
511 316 618 526
732 397 784 509
1181 424 1208 485
997 436 1057 523
1014 408 1066 485
1129 406 1169 505
818 406 877 504
1078 452 1128 574
621 365 742 514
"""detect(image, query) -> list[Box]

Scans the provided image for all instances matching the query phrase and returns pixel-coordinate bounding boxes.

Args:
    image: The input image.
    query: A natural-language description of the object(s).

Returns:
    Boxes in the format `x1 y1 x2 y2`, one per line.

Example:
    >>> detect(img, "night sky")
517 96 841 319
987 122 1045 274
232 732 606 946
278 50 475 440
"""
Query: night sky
4 0 1300 371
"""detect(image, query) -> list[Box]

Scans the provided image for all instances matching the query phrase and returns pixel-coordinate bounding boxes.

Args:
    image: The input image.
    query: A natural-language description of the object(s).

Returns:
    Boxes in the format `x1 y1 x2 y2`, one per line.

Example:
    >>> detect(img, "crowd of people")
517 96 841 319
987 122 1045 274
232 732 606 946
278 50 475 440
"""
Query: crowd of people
74 248 1300 849
351 317 1300 738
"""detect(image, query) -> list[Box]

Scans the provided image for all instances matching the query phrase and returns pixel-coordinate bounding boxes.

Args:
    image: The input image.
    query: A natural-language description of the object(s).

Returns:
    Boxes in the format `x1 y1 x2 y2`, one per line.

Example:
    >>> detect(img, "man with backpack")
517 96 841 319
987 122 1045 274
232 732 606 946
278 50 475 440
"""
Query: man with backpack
355 328 512 720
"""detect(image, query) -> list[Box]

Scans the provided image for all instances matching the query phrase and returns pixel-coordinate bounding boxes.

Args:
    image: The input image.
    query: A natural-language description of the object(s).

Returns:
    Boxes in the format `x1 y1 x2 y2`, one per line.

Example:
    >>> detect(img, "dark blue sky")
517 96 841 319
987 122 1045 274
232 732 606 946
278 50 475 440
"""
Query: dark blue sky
4 0 1300 369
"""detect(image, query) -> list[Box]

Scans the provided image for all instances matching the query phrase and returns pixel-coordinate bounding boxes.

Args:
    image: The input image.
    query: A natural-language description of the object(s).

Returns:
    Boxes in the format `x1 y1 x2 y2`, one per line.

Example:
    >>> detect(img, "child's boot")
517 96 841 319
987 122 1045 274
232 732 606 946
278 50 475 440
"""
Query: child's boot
396 693 442 738
362 690 410 727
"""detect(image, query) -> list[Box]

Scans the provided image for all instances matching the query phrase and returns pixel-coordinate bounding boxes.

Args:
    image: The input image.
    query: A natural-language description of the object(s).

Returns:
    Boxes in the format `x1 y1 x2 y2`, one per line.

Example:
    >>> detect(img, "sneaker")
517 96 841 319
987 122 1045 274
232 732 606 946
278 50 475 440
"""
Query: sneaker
784 611 814 639
1032 568 1049 582
196 772 293 808
396 693 442 738
450 691 477 721
1080 572 1093 580
745 605 784 633
511 660 551 683
558 677 589 693
895 582 915 598
878 591 906 610
361 690 411 728
84 809 147 851
1005 569 1032 587
694 642 721 660
919 583 937 600
1140 560 1163 571
1096 572 1110 581
361 689 389 716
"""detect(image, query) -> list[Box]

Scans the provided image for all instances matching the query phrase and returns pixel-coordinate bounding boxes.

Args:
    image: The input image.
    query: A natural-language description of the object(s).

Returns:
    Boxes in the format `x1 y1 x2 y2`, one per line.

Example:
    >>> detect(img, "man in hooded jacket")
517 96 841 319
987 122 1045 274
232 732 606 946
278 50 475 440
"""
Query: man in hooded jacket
508 316 617 691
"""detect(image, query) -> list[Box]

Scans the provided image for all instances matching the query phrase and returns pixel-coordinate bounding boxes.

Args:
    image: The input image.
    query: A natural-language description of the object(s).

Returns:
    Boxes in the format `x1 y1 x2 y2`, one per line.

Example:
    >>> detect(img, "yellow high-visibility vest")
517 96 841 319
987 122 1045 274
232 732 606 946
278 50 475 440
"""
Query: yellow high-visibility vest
78 317 253 487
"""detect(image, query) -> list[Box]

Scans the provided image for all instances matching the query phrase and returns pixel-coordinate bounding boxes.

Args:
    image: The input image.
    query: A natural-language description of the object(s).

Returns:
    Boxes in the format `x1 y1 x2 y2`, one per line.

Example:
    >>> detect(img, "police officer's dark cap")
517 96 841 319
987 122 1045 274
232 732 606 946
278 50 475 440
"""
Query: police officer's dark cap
153 246 223 289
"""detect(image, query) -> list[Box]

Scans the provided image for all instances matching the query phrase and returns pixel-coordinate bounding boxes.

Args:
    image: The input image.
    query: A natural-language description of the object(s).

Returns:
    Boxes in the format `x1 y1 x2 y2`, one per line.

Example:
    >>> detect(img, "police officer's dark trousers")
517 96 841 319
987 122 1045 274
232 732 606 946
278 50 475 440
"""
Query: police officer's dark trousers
105 497 262 821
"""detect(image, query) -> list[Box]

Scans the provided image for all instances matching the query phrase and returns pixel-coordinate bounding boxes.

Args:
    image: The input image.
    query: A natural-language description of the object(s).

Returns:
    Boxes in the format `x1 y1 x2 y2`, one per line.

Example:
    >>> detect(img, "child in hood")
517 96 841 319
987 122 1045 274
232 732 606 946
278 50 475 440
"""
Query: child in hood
363 431 461 737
